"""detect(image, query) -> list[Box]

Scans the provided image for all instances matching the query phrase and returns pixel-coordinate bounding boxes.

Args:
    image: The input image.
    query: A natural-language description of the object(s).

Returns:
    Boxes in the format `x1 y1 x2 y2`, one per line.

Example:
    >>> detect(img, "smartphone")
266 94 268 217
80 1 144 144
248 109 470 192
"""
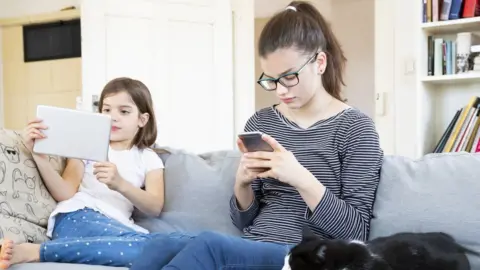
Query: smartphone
238 131 274 152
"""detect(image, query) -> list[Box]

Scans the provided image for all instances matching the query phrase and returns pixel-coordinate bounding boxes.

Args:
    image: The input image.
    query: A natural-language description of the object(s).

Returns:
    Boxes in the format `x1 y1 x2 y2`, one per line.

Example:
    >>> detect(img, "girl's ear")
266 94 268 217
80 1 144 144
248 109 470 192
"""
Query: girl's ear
139 113 150 128
316 52 327 75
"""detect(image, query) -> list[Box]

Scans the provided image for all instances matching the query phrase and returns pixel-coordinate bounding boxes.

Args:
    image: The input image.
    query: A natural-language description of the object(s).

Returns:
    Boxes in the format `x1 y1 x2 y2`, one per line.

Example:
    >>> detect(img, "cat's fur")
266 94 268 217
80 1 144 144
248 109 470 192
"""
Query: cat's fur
283 227 478 270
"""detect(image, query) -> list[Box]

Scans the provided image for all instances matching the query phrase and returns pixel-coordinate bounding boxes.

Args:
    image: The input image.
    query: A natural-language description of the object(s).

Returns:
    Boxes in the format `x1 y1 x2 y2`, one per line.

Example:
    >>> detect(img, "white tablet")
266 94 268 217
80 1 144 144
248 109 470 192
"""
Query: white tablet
33 105 111 162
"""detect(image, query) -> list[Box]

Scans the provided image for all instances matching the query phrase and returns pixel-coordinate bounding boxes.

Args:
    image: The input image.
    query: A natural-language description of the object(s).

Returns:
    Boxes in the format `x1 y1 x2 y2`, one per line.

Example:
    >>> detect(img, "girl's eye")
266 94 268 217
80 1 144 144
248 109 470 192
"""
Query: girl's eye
102 109 110 112
281 74 297 81
121 110 130 114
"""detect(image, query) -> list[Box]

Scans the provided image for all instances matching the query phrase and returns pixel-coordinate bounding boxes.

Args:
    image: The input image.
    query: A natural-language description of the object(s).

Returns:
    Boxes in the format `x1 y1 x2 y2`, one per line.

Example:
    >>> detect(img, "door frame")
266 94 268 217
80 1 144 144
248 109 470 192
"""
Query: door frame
232 0 255 140
373 0 396 155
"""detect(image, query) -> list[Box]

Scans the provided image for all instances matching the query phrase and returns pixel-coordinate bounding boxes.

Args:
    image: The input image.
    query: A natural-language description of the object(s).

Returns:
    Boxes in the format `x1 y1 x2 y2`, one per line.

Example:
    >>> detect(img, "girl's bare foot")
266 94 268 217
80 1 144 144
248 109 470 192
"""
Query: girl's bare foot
0 239 40 269
0 240 13 269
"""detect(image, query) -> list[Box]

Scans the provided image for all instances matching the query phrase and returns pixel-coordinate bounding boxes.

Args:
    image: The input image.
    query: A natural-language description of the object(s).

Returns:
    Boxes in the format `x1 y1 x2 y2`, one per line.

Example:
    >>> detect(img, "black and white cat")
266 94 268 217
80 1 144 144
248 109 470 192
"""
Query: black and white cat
283 227 477 270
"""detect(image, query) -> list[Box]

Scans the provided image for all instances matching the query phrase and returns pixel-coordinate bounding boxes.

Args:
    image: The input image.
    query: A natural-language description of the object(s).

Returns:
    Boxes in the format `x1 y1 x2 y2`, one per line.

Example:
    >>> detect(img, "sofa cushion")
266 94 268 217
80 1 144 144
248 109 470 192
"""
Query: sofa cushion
134 148 243 236
369 152 480 268
0 128 65 243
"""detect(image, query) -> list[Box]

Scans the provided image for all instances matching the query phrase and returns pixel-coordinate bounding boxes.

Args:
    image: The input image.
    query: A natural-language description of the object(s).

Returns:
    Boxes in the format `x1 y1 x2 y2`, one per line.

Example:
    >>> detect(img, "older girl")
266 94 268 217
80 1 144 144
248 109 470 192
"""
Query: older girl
131 1 384 269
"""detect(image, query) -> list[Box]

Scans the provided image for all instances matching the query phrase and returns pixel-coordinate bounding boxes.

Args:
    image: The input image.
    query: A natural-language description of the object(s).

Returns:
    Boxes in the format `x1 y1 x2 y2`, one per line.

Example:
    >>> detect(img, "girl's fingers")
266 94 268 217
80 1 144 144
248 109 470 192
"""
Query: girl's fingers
237 138 248 153
93 168 111 175
95 172 109 179
250 168 268 173
27 123 48 130
244 159 272 168
29 130 45 139
27 118 43 125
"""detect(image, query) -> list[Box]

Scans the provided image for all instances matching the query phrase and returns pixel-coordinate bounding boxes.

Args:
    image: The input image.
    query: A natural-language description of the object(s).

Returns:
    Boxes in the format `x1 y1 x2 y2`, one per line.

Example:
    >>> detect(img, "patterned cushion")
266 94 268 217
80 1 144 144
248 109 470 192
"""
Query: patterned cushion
0 128 65 243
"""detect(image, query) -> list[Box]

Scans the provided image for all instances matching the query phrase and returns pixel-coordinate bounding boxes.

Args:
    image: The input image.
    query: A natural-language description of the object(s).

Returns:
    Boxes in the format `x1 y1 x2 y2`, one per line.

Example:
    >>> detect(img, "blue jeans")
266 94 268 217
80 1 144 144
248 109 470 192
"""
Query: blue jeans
130 231 291 270
39 208 193 267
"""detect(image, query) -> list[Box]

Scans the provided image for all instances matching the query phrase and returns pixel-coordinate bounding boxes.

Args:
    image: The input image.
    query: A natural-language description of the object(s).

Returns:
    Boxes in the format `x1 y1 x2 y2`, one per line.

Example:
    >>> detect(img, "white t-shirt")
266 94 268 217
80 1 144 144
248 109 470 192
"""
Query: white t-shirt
46 146 164 237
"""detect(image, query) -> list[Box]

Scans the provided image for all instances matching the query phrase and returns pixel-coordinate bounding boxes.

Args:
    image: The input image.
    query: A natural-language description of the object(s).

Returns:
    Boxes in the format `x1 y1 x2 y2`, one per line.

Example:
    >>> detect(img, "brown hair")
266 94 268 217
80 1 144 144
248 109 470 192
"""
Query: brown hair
258 1 347 101
99 77 161 150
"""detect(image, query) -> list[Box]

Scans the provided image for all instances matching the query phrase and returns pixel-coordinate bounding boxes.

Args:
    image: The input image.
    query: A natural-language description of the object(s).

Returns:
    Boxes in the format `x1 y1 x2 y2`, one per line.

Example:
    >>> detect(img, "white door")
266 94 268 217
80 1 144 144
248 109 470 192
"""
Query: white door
80 0 235 153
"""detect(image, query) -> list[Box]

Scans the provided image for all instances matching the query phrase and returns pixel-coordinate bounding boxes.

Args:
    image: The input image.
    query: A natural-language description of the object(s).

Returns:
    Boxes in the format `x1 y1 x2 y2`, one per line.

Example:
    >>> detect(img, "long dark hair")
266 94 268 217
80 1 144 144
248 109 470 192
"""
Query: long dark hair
98 77 158 149
258 1 347 101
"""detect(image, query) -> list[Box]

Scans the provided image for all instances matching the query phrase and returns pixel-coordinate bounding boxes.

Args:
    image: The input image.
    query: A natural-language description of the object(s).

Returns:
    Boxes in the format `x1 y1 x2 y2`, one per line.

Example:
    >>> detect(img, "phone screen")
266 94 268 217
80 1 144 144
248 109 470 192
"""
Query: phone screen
239 133 274 152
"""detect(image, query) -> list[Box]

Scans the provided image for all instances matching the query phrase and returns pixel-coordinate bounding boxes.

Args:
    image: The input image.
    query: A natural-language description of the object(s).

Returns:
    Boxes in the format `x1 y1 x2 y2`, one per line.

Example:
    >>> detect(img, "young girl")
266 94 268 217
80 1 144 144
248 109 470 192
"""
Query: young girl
0 77 175 268
130 1 384 269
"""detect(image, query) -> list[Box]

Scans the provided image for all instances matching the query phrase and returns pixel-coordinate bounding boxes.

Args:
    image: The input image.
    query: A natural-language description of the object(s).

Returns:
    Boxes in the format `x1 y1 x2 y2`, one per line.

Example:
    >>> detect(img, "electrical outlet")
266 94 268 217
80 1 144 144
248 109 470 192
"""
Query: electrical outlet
375 92 386 116
405 59 416 74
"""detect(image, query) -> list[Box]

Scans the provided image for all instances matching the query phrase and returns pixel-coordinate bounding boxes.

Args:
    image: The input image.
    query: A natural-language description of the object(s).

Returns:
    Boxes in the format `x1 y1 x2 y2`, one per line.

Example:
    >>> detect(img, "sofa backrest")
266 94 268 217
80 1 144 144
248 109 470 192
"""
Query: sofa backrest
130 147 480 268
133 148 243 236
370 152 480 268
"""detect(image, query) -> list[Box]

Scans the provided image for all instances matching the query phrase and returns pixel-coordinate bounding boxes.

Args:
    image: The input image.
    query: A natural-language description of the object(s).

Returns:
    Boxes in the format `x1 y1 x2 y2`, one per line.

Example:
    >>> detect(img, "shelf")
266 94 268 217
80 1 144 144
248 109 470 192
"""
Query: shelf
421 17 480 35
421 72 480 84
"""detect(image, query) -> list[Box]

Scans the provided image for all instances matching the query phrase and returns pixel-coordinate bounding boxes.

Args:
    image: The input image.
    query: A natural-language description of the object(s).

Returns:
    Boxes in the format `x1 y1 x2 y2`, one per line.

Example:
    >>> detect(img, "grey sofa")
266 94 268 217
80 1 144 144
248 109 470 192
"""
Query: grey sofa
8 148 480 270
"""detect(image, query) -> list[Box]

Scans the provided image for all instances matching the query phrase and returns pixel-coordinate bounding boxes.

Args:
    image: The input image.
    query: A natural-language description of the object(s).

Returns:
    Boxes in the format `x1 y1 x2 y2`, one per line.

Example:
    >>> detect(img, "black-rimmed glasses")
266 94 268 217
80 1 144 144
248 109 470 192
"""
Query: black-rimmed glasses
257 52 318 91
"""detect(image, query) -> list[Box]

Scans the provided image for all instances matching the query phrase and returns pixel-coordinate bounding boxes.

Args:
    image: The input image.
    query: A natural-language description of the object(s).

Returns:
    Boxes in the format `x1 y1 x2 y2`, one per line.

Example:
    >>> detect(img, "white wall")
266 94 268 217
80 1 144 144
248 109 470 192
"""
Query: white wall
374 0 419 157
331 0 375 118
392 0 418 158
373 0 396 155
232 0 256 136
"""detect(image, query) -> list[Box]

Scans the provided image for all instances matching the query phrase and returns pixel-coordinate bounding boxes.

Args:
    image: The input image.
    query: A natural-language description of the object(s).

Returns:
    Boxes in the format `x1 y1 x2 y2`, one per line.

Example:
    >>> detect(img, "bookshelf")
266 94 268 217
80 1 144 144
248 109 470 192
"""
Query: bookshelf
421 72 480 84
417 0 480 157
421 16 480 34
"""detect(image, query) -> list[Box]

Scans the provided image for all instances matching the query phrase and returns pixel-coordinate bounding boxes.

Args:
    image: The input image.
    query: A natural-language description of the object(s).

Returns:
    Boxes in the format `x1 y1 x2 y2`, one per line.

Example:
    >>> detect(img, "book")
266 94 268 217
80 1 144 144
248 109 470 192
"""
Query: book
422 0 480 22
433 109 461 152
433 96 480 153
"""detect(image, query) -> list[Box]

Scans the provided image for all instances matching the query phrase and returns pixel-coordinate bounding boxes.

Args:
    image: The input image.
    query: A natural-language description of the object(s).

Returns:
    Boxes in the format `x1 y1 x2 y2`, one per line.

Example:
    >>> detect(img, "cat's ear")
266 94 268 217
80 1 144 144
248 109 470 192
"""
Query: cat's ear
316 244 327 259
301 225 317 242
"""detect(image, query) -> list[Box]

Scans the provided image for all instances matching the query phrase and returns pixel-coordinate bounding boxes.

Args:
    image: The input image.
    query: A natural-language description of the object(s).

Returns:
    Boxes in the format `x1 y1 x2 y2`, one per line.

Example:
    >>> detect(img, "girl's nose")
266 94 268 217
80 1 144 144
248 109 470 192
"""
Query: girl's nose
276 84 289 96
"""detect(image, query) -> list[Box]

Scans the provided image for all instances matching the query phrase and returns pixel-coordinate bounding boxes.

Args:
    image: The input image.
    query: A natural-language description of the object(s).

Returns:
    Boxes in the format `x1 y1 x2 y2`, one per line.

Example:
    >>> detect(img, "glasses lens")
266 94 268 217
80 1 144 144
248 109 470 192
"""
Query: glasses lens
259 80 277 90
279 74 299 87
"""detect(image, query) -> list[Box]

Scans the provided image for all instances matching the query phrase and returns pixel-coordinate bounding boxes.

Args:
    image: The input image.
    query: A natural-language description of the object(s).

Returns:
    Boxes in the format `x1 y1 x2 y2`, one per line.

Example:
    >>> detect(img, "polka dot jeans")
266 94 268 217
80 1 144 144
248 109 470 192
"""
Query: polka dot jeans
39 208 193 267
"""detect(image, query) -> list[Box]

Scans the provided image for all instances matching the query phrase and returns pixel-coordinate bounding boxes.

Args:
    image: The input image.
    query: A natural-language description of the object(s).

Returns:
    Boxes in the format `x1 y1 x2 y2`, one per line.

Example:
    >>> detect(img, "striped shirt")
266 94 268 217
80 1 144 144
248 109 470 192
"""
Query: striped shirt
229 106 383 245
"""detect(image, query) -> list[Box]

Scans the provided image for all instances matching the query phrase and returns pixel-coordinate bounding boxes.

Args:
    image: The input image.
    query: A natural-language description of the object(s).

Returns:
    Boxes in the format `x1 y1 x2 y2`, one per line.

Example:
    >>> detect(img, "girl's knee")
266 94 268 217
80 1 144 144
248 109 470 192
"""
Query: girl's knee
195 231 224 245
192 231 236 254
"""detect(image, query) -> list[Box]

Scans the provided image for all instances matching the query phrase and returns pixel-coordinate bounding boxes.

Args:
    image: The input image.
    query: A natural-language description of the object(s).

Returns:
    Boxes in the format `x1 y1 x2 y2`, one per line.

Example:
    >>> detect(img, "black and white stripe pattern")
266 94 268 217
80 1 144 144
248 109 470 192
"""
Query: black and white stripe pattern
230 106 384 245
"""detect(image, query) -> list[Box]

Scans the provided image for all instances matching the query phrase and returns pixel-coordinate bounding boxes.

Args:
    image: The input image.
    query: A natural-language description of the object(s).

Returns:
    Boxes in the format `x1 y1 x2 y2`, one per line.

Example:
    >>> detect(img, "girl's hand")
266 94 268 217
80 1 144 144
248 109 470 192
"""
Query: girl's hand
21 118 48 153
93 162 126 191
243 134 312 188
235 138 265 188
